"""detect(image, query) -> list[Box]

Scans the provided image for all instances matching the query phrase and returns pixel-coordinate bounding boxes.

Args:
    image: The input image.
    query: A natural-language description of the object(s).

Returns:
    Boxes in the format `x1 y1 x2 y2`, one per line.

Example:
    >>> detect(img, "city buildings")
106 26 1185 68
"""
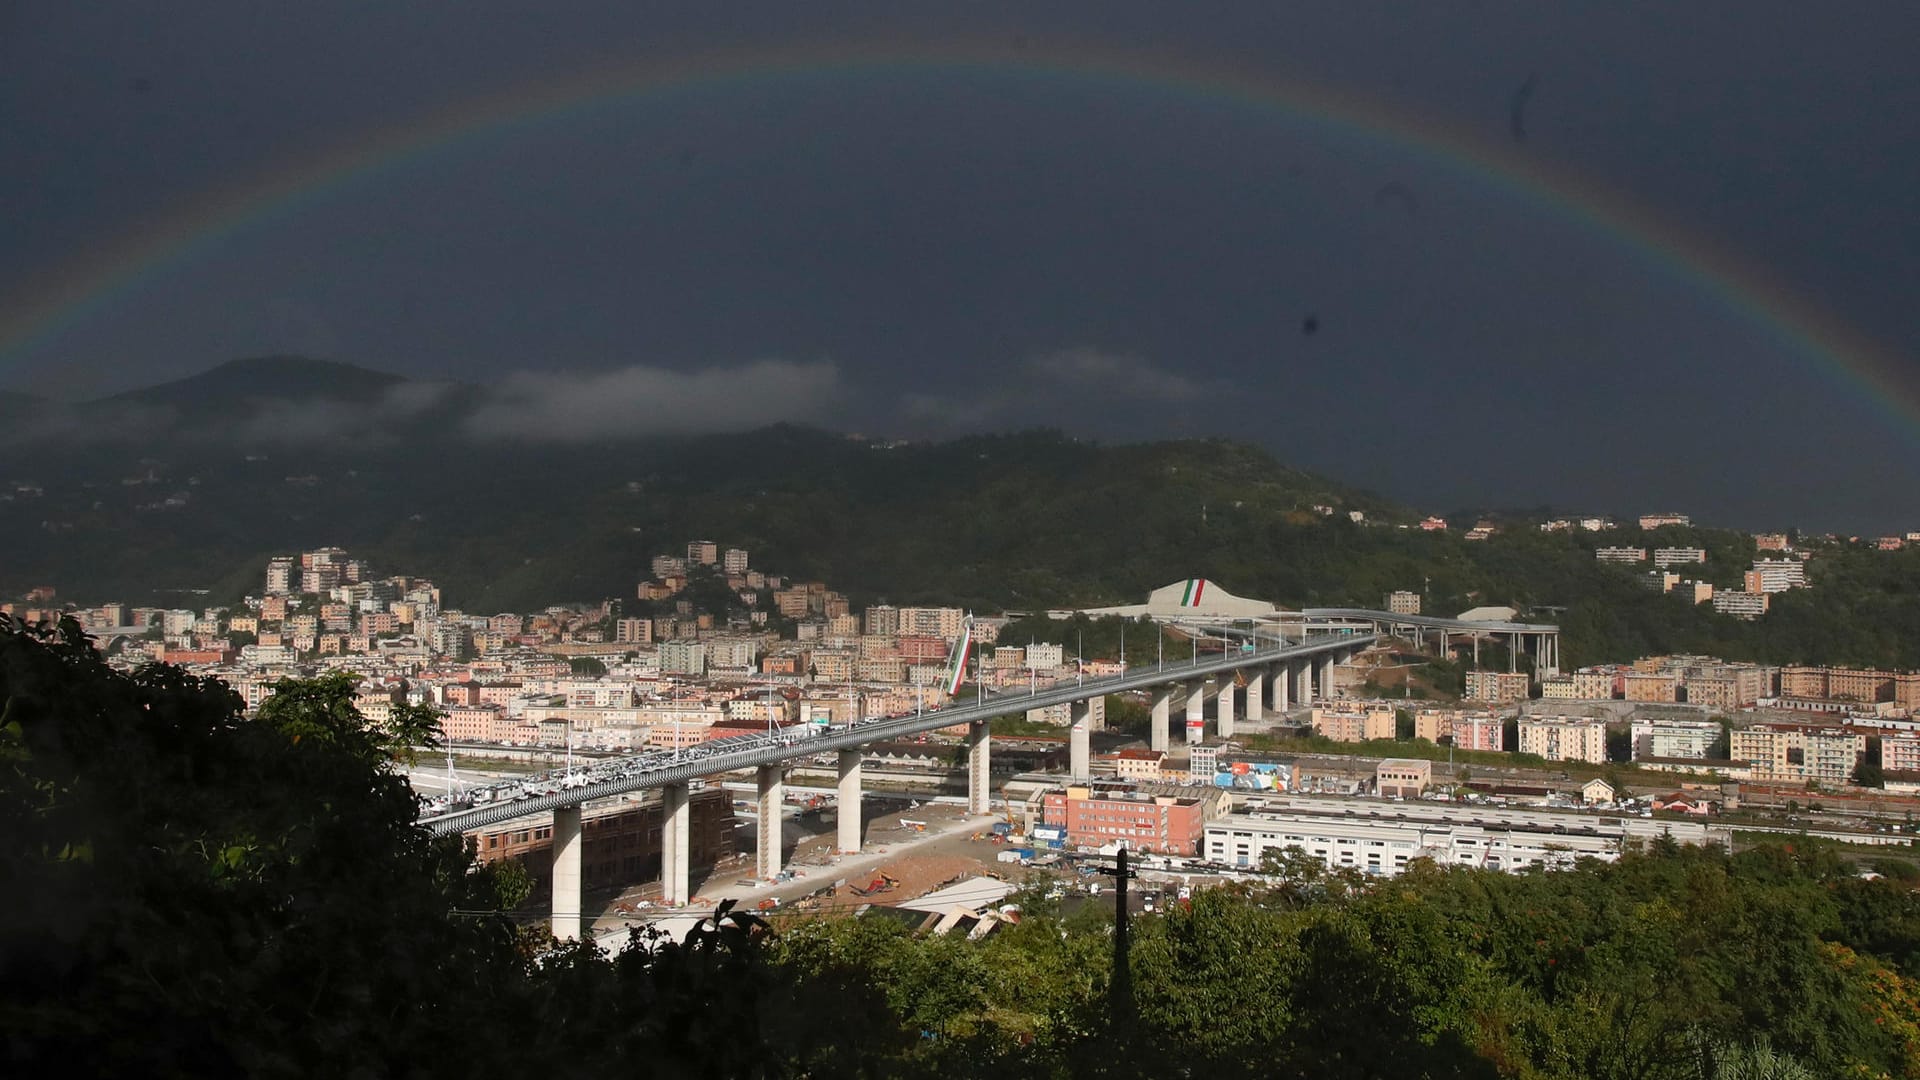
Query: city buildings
1639 513 1691 529
1385 590 1421 615
1376 759 1432 798
1412 708 1504 750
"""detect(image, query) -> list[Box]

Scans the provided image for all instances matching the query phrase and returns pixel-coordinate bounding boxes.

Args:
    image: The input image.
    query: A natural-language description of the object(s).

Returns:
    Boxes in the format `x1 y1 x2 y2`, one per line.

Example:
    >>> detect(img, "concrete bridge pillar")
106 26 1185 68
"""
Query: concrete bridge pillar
1149 687 1173 753
1245 668 1264 722
1216 678 1236 739
551 805 583 940
836 749 863 854
1316 653 1334 702
1185 683 1206 744
1300 657 1316 706
662 781 691 906
1069 706 1092 781
966 719 992 815
1272 661 1290 714
756 765 785 879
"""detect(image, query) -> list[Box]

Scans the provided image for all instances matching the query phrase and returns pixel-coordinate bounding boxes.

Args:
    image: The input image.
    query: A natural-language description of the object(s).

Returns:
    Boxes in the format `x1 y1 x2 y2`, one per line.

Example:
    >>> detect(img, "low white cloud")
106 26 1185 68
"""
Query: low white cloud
900 347 1208 432
1025 347 1204 401
463 359 840 441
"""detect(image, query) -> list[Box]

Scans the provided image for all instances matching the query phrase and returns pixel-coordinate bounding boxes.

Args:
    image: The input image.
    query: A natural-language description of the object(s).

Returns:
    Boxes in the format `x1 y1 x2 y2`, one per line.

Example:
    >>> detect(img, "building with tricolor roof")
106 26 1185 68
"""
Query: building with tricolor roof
1072 578 1279 620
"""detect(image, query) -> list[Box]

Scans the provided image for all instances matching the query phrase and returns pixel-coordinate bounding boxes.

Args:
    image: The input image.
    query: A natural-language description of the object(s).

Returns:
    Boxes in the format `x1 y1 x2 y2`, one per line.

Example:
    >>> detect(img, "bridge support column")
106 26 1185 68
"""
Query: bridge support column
756 765 785 879
836 749 863 854
1245 669 1264 722
1216 679 1236 739
662 781 691 906
1185 683 1205 745
1316 654 1334 701
1300 658 1316 706
1069 704 1092 780
1272 661 1289 714
966 720 991 815
1150 687 1173 753
551 805 582 940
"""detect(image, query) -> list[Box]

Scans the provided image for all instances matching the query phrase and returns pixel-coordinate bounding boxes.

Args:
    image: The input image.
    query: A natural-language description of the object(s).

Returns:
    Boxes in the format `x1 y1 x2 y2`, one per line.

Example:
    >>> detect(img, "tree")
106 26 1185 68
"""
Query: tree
570 655 608 676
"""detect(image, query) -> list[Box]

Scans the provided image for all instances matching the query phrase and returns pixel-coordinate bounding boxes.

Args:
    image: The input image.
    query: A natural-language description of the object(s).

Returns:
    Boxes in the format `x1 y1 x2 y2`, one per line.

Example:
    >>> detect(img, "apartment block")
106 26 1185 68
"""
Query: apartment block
1312 703 1396 743
863 604 899 637
1712 590 1770 619
1596 547 1649 565
1747 558 1808 593
1516 716 1608 764
1412 708 1503 751
896 606 966 641
1639 513 1691 529
658 640 706 677
722 547 750 574
1540 668 1616 701
1729 723 1865 785
1630 717 1722 760
1386 590 1421 615
1653 547 1707 568
1624 672 1679 703
1883 733 1920 775
1040 784 1217 856
1753 533 1791 552
686 540 718 565
1463 670 1531 704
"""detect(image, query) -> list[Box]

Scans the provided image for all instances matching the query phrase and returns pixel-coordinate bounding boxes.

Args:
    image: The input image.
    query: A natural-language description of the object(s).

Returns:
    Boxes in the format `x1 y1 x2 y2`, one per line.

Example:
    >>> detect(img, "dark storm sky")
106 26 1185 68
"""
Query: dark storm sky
4 2 1919 531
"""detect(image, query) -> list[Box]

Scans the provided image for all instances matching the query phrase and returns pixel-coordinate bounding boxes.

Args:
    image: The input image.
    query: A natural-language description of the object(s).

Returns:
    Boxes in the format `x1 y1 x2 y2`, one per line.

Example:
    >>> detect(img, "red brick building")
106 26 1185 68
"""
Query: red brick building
1040 784 1214 856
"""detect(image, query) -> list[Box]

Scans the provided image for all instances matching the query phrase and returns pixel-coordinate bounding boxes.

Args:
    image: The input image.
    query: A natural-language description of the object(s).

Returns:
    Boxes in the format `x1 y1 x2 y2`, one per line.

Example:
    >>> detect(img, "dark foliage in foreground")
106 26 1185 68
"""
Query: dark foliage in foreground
4 619 1919 1077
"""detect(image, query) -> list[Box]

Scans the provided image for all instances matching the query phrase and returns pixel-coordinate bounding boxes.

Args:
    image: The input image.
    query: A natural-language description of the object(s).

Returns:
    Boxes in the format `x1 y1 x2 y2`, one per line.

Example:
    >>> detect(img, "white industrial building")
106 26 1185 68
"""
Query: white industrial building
1203 797 1722 877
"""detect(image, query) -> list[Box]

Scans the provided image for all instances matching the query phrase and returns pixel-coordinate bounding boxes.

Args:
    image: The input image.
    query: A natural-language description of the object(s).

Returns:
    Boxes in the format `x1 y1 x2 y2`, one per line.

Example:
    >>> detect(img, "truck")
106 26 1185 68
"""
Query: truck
989 821 1013 836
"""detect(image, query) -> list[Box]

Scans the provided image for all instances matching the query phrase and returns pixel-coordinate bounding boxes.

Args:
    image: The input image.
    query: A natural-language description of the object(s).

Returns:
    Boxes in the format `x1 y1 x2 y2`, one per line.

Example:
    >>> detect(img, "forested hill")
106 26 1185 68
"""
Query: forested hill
8 357 1920 668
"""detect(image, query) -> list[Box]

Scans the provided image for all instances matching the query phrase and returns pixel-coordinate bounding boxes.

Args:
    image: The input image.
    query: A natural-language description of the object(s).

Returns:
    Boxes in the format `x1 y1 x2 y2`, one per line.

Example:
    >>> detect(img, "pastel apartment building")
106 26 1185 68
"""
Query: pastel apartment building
1630 717 1722 760
1729 723 1865 785
1653 547 1707 567
1540 668 1618 701
1516 716 1608 764
1312 703 1396 743
1712 590 1770 619
1464 670 1531 704
1413 708 1504 751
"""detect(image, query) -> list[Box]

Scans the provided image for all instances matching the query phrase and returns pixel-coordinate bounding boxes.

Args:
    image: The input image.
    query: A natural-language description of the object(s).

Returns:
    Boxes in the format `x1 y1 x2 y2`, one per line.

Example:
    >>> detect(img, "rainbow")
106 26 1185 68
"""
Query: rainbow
0 37 1909 430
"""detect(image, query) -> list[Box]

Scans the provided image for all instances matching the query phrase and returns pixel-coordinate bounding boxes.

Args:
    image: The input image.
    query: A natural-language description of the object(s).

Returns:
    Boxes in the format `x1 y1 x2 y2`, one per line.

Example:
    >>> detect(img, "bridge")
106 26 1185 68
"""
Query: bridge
1298 609 1562 675
418 631 1376 938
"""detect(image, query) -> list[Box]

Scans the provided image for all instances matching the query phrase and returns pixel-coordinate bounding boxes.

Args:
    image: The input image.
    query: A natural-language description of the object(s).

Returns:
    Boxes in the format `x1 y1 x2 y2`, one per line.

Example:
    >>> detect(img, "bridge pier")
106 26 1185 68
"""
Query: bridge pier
1185 683 1205 744
1272 661 1289 714
1069 705 1092 780
1216 679 1236 739
1245 668 1263 722
663 781 691 905
1149 687 1173 753
836 749 863 854
551 804 582 940
1299 658 1315 706
1316 653 1334 701
966 720 991 815
756 765 784 879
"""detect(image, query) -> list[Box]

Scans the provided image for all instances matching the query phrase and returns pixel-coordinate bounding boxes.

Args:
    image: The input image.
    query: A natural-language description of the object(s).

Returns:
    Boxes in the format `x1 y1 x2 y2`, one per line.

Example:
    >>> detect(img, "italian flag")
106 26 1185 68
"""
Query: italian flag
945 620 974 695
1180 579 1207 607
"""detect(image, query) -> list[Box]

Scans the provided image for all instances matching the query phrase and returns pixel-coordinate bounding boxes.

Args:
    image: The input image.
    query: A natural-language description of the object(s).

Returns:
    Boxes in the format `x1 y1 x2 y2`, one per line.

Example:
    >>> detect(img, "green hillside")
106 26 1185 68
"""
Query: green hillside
6 357 1920 668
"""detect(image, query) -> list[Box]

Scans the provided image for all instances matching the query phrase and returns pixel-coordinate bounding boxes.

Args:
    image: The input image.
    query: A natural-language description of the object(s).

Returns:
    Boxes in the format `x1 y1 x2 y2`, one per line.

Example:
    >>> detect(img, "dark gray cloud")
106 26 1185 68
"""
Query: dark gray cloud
2 2 1918 528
